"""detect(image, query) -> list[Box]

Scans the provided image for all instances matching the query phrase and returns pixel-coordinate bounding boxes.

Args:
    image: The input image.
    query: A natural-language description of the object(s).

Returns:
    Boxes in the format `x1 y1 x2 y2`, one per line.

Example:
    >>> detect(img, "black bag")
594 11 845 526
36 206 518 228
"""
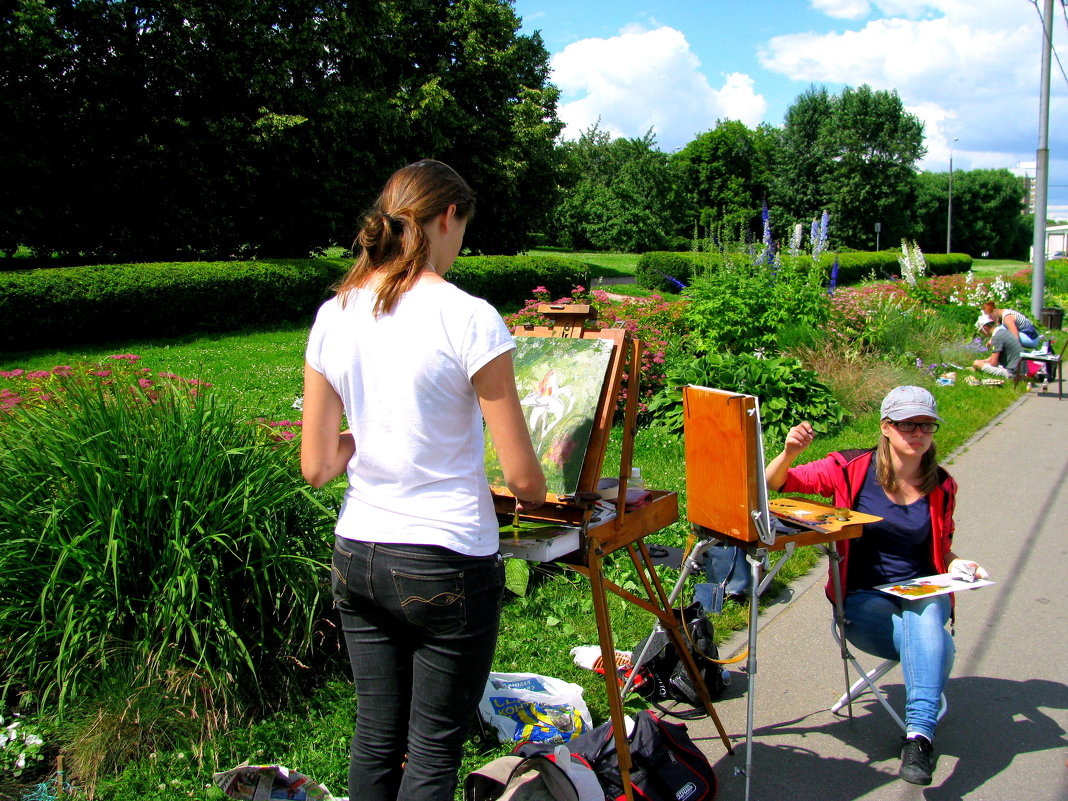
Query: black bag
537 710 716 801
632 603 728 716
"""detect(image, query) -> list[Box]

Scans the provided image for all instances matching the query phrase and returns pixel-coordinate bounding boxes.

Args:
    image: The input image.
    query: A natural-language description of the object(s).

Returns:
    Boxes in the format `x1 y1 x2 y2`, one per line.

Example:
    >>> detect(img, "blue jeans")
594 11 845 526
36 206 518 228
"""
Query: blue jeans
843 590 954 741
1019 331 1040 349
331 537 505 801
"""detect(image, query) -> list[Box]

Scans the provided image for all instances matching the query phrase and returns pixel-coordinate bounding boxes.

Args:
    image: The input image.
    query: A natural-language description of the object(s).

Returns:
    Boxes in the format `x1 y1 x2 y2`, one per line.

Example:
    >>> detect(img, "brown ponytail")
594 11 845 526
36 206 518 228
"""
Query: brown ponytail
336 159 475 316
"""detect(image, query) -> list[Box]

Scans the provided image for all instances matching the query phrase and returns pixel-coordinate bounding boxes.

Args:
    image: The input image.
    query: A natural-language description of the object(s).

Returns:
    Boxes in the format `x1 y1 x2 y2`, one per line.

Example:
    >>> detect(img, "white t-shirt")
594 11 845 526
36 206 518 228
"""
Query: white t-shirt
305 282 515 556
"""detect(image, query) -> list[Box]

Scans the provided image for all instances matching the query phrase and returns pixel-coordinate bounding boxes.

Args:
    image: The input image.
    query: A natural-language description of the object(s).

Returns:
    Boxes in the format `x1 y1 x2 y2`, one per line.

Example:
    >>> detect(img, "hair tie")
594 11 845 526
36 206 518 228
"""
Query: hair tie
383 212 403 234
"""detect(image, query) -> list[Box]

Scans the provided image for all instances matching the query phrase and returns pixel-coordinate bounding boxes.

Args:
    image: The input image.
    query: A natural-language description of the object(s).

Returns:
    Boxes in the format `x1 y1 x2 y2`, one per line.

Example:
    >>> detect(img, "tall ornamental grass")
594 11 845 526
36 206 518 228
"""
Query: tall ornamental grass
0 358 333 717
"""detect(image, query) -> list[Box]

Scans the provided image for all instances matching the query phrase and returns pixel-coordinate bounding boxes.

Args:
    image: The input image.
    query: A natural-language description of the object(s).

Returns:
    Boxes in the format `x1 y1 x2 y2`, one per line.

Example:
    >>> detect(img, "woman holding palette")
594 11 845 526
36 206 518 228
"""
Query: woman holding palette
765 385 988 787
301 159 545 801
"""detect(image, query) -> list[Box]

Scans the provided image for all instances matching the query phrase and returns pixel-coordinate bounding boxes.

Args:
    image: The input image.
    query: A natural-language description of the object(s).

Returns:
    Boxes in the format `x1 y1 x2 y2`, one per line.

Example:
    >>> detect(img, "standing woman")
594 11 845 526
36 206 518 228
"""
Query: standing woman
301 159 546 801
765 386 988 786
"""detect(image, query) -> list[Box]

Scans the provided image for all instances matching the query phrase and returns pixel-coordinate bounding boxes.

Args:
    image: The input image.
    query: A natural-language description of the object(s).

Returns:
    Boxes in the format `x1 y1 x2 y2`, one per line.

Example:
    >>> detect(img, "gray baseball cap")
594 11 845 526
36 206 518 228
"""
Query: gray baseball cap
880 385 943 422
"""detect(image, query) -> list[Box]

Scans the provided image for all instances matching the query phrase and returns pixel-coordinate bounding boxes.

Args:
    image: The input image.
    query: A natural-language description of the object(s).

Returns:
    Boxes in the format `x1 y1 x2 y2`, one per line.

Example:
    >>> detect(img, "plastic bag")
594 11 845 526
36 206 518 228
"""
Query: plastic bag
478 672 593 745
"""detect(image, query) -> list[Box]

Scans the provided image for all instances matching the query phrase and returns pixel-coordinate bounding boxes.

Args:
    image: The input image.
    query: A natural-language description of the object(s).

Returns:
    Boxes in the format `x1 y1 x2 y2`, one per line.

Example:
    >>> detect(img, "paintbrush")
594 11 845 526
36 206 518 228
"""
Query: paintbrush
512 502 521 542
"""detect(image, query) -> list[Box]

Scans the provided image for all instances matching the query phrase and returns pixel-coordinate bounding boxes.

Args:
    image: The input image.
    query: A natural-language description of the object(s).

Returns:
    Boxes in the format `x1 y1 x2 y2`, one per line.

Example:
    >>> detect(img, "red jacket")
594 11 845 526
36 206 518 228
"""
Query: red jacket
782 448 957 603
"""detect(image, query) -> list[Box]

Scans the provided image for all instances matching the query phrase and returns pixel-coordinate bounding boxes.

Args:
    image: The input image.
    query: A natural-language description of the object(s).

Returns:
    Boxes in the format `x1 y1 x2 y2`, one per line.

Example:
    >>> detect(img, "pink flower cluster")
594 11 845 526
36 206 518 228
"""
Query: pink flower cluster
0 356 213 414
252 418 304 443
504 286 687 413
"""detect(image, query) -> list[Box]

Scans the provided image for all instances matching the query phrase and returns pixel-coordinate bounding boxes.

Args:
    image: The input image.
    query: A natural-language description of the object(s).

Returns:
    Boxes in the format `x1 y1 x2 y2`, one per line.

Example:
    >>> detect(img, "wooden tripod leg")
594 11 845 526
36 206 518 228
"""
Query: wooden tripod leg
588 543 635 801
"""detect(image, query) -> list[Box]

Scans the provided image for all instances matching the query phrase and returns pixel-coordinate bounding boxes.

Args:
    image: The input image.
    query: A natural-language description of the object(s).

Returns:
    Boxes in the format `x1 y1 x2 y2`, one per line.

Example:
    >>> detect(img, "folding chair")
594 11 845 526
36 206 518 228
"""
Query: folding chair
829 620 946 732
824 545 946 733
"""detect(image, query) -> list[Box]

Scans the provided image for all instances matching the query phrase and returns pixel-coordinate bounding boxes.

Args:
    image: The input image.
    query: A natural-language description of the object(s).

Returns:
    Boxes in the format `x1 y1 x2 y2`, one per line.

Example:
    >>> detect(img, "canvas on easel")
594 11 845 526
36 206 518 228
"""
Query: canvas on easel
484 336 614 496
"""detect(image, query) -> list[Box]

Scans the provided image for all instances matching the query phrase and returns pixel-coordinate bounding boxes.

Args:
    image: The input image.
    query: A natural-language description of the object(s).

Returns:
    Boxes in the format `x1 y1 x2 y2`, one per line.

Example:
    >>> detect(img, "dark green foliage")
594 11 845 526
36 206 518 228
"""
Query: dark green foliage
551 126 685 252
914 169 1032 259
770 85 926 250
0 0 562 260
635 252 723 292
647 352 846 445
671 120 777 236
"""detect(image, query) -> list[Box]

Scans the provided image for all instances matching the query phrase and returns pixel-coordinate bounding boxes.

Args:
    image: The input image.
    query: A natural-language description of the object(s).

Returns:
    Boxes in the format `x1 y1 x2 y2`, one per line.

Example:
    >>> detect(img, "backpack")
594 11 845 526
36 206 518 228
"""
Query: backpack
524 710 716 801
632 604 729 717
466 744 604 801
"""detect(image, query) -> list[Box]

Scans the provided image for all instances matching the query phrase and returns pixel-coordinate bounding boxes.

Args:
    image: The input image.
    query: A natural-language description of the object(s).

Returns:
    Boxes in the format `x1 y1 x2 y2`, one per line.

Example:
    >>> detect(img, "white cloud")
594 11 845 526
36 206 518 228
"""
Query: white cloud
550 26 767 149
811 0 871 21
759 0 1050 178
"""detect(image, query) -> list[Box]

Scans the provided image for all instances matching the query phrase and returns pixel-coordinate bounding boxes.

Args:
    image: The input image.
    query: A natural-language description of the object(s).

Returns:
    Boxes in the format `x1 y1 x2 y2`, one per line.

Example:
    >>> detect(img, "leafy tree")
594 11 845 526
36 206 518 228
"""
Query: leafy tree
915 169 1031 259
0 0 561 260
552 126 683 252
771 85 926 250
671 120 776 239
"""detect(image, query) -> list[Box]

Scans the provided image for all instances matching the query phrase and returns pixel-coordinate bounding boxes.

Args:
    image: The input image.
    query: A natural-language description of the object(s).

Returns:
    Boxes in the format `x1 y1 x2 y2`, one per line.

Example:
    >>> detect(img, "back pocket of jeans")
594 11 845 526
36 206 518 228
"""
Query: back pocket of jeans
391 569 466 634
331 545 351 605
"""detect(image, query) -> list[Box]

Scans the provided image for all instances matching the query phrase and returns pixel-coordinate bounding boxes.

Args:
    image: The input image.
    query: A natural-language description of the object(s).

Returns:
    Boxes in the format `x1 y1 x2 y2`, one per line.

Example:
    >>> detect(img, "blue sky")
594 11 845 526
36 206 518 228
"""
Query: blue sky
513 0 1068 218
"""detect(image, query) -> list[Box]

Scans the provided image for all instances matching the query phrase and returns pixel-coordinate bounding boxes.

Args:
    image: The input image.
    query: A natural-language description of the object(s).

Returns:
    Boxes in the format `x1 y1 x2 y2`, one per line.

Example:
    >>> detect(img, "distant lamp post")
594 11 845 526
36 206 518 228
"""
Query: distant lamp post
946 137 959 254
875 222 882 251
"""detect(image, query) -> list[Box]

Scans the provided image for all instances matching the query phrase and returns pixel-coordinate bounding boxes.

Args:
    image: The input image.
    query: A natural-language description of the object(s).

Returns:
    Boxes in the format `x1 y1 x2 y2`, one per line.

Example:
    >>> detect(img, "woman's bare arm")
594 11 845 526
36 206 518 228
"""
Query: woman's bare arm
473 351 546 509
300 363 356 488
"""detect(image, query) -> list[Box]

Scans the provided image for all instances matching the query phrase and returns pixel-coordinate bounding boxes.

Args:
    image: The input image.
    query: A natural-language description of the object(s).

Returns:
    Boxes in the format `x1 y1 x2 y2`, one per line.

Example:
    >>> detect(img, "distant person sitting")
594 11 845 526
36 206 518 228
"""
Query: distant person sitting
972 314 1021 378
981 302 1040 349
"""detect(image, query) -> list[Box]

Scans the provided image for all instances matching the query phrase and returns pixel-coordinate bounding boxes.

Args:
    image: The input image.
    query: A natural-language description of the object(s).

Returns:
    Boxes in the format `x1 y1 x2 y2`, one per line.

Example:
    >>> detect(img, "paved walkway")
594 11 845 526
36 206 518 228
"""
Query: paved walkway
685 389 1068 801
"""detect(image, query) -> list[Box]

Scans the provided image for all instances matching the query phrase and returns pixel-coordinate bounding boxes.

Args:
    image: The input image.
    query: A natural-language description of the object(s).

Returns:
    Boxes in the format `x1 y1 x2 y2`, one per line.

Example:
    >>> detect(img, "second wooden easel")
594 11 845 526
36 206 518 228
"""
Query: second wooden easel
494 304 733 800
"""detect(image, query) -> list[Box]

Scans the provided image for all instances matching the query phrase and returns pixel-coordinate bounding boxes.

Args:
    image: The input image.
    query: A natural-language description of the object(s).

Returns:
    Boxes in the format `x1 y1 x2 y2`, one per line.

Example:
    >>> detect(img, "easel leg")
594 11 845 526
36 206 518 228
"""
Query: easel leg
741 548 761 801
588 544 635 801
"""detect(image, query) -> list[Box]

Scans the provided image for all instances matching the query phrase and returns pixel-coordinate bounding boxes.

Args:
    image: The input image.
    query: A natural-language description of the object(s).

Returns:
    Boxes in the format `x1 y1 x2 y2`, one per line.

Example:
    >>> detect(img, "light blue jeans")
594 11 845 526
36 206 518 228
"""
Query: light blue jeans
843 590 954 741
1019 331 1040 349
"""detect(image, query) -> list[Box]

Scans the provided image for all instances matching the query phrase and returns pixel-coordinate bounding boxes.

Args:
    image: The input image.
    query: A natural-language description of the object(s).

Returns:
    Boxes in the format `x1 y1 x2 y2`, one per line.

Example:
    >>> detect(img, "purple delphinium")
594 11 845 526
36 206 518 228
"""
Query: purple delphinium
658 272 687 291
828 255 840 296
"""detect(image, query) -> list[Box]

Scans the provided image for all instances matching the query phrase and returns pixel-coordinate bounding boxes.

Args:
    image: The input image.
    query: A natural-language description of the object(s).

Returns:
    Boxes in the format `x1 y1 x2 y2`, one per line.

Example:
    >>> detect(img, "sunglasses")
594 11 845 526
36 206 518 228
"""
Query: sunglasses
888 420 939 434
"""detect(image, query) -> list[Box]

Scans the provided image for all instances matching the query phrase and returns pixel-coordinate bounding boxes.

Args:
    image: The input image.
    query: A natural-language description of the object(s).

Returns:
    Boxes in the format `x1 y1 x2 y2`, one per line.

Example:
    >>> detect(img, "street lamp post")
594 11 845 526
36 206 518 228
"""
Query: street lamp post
946 138 959 254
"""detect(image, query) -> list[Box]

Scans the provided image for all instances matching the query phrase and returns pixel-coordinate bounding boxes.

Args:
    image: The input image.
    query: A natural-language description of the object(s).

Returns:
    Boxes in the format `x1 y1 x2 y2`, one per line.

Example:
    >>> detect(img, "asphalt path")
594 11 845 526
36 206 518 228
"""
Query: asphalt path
682 389 1068 801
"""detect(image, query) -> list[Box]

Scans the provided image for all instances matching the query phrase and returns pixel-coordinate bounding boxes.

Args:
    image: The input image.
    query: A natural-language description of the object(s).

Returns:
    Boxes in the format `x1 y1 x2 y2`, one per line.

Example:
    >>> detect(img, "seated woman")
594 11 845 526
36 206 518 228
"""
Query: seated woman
764 386 988 787
981 301 1040 349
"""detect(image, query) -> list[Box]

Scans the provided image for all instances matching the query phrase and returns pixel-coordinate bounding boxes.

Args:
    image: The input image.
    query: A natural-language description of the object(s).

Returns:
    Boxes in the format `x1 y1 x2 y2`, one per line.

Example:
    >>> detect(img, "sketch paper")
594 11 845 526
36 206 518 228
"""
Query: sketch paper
485 336 614 496
876 573 994 600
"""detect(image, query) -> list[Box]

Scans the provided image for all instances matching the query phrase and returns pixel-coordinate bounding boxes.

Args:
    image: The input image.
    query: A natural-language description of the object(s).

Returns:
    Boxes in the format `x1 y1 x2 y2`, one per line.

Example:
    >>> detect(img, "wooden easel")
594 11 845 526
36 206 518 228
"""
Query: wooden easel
493 305 733 801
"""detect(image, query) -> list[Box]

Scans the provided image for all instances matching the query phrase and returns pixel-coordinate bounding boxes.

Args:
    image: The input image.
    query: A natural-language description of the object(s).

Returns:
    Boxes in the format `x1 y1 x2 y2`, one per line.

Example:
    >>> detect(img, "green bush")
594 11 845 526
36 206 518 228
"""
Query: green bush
681 254 830 355
0 359 333 715
635 250 972 294
0 255 586 351
0 259 346 351
646 352 846 446
448 255 589 308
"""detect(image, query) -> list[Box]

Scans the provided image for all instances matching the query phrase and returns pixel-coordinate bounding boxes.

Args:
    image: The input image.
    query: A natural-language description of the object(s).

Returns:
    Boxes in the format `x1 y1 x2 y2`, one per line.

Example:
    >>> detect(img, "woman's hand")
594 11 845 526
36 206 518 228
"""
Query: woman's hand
783 422 816 457
948 557 990 582
765 421 816 492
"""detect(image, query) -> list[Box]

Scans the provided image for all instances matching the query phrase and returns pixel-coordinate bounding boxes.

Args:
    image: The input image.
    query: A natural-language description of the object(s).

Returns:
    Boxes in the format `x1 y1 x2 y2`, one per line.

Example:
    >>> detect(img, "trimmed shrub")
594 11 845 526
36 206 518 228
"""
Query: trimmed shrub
635 250 972 293
0 255 585 351
448 255 588 308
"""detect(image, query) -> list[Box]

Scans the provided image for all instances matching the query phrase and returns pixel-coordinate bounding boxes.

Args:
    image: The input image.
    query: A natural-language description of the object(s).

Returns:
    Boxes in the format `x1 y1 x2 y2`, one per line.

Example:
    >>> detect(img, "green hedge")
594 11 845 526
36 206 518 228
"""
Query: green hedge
448 255 588 308
0 255 586 351
636 250 973 293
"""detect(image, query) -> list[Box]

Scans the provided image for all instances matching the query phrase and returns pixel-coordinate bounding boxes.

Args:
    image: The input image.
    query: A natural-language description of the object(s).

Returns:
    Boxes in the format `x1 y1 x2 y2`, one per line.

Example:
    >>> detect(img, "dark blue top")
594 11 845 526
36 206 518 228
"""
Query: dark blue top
848 458 933 591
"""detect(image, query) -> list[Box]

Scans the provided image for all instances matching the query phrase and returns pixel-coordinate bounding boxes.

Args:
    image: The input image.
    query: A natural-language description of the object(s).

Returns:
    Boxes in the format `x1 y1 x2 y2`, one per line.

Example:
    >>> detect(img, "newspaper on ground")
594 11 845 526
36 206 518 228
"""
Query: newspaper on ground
212 763 336 800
